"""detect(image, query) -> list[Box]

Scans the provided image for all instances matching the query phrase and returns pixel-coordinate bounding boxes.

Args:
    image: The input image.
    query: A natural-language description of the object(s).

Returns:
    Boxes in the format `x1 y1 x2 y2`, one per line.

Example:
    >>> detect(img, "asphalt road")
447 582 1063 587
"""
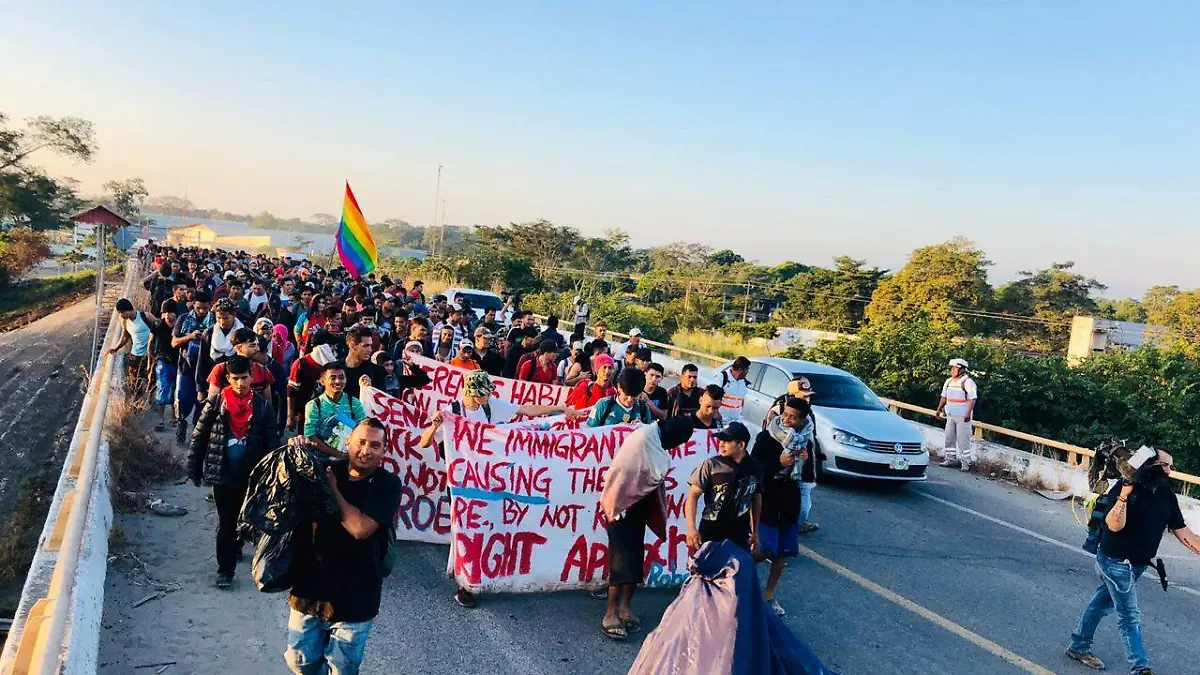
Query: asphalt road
0 293 114 611
97 367 1200 674
351 467 1200 675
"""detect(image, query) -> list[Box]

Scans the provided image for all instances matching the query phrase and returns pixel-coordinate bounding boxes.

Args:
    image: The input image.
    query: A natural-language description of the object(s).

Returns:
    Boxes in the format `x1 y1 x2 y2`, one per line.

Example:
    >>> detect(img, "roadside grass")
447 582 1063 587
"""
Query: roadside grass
106 396 184 513
0 270 98 331
670 328 772 360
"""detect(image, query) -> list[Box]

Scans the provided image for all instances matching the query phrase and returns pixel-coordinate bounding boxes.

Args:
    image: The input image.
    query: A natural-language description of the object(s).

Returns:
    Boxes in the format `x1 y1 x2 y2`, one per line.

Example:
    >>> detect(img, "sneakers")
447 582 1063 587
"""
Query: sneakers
1064 649 1106 670
215 573 233 589
937 459 960 468
768 598 786 617
454 588 478 608
799 522 820 535
959 463 972 472
175 423 187 445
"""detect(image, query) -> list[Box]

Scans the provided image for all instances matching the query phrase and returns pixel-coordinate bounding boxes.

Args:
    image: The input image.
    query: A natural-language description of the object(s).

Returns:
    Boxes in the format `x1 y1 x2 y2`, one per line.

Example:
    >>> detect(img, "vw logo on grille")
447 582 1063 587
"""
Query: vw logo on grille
894 443 904 453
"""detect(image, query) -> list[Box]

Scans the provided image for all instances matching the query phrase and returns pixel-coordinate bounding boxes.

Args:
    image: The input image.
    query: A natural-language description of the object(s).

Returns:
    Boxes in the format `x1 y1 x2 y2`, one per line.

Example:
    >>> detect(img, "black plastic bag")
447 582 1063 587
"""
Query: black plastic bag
239 445 336 540
252 530 295 593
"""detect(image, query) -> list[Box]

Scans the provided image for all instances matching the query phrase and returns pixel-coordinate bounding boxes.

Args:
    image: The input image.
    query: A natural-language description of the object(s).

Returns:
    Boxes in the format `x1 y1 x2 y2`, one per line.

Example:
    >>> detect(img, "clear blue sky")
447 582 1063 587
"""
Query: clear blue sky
4 1 1198 297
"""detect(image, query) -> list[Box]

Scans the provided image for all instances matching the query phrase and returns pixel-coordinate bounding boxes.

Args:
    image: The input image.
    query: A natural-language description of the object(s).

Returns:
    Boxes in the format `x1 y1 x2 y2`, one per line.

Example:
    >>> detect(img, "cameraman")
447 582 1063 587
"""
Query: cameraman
1066 448 1200 673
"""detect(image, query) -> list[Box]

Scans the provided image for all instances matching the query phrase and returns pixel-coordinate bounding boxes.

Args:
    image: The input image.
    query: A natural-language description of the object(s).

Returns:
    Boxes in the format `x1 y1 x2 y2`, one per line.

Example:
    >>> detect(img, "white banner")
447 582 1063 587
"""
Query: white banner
440 413 718 593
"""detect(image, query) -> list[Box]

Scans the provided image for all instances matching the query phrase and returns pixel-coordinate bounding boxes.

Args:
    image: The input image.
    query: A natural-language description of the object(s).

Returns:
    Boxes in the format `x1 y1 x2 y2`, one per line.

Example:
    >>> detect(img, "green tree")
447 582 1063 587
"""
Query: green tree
994 261 1106 348
1097 297 1147 323
473 220 581 271
0 114 96 171
778 256 886 332
865 237 992 334
707 249 744 266
0 113 93 230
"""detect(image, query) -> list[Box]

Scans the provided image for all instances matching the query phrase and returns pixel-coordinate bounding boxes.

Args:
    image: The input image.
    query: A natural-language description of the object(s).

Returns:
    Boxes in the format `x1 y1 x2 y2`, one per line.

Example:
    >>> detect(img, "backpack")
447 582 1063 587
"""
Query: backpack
596 396 647 426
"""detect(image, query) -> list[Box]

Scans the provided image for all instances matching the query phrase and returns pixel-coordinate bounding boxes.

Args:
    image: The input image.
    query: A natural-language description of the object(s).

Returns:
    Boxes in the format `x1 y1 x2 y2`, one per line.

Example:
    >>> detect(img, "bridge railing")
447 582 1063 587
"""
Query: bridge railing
536 315 1200 493
1 257 141 675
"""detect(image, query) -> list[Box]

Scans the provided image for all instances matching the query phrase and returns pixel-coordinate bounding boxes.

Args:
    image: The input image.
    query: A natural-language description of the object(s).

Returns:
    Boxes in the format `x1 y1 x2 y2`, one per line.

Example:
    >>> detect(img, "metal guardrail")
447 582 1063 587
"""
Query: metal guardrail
2 259 138 675
533 313 1200 490
879 397 1200 490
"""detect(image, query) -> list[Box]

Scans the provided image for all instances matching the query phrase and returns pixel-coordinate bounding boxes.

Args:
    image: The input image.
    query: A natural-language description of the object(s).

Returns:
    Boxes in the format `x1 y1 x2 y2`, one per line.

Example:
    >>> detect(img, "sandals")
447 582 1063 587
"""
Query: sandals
621 617 641 634
601 621 628 640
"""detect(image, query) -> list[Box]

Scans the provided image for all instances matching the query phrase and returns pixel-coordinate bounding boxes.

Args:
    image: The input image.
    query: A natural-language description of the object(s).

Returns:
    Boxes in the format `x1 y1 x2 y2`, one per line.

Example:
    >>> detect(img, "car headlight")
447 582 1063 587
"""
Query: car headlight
831 428 870 450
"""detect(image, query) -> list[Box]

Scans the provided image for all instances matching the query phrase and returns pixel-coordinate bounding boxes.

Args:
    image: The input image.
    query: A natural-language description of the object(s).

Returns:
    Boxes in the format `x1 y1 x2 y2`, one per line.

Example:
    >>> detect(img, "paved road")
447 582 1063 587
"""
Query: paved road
99 459 1200 674
0 293 113 612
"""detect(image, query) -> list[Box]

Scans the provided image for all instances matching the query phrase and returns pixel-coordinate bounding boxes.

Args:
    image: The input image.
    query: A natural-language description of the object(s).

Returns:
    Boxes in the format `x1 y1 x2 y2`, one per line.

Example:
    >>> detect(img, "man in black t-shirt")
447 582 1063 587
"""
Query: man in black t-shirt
1067 448 1200 673
286 418 401 675
642 363 670 419
150 300 181 432
666 363 704 417
688 385 724 430
685 422 763 554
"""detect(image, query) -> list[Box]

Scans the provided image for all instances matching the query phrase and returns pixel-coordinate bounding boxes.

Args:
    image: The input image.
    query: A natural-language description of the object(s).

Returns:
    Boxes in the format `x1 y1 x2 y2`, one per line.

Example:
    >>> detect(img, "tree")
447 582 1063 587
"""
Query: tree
994 262 1106 347
311 212 338 227
143 195 195 215
1097 298 1147 323
473 220 581 271
778 256 886 332
707 249 744 266
865 237 992 334
648 242 711 270
0 113 91 230
1142 285 1180 326
0 114 97 171
103 178 148 221
0 229 52 287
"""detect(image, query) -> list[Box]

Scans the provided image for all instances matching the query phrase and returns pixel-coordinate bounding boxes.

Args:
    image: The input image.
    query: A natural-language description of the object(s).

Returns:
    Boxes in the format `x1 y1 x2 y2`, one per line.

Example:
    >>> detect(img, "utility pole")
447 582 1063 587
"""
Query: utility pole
742 283 751 323
432 164 442 255
88 223 106 372
439 199 447 255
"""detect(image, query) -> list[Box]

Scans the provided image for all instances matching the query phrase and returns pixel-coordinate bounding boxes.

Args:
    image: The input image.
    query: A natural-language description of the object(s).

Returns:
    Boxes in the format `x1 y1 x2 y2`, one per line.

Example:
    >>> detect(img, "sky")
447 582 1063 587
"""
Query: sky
3 1 1198 297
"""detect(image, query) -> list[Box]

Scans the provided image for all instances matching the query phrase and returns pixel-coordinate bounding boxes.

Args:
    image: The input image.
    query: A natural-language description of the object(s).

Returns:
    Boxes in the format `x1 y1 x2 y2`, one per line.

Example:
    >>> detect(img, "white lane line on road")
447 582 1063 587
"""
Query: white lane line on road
913 489 1200 599
799 545 1057 675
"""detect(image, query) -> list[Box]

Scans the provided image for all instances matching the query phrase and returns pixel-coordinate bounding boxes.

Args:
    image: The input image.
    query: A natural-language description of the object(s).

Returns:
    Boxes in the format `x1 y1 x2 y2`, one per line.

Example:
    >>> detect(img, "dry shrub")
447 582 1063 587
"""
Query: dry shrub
106 396 183 512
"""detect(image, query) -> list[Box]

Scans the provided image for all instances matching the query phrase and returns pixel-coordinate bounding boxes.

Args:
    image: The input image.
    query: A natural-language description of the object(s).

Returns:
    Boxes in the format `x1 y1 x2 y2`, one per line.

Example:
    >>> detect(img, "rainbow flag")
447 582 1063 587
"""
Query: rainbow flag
335 182 378 278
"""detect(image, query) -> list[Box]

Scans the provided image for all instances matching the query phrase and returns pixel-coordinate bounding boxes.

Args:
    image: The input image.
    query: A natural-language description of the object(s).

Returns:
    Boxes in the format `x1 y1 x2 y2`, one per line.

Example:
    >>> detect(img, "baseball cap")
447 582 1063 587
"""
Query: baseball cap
571 340 584 350
949 358 969 369
628 328 642 337
714 422 751 444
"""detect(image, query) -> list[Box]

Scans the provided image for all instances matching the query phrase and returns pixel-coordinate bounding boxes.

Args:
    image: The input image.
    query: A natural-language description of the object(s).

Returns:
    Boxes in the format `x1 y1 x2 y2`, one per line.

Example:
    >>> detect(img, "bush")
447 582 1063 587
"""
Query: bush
803 319 1200 474
0 229 52 288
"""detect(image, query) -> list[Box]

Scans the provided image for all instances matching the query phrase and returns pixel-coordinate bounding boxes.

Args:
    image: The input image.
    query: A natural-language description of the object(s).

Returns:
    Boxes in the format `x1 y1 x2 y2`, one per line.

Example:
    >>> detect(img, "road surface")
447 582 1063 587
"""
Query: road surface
0 293 112 613
97 457 1200 674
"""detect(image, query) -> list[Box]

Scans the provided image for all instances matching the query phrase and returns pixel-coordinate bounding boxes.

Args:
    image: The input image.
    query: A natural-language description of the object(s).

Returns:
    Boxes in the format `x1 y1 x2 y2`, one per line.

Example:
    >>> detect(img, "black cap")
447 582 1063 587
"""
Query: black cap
714 421 751 444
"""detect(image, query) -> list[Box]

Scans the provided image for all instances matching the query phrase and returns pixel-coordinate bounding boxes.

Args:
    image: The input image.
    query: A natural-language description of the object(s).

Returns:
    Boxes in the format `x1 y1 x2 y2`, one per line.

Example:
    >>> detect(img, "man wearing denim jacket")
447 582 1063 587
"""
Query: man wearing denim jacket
1066 448 1200 674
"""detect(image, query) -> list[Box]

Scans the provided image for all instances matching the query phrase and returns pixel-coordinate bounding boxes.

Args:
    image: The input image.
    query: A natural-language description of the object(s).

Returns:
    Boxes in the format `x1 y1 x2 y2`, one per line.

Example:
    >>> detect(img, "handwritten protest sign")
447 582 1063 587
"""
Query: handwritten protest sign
440 413 718 593
362 386 587 545
398 353 574 428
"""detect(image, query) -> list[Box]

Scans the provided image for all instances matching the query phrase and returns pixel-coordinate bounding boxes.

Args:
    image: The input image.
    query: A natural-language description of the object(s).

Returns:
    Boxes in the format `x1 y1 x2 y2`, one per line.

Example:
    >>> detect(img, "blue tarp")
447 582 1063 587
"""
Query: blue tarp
628 541 837 675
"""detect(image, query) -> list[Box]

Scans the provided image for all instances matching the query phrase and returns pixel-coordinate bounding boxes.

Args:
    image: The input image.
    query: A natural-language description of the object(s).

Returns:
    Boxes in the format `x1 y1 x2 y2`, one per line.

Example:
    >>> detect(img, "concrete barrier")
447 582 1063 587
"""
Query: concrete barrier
0 260 137 675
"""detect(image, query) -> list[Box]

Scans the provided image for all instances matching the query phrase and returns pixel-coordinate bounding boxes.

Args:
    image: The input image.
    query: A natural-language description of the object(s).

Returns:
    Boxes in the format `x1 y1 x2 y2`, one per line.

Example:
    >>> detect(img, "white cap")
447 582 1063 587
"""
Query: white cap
949 358 969 369
628 328 642 337
571 340 584 350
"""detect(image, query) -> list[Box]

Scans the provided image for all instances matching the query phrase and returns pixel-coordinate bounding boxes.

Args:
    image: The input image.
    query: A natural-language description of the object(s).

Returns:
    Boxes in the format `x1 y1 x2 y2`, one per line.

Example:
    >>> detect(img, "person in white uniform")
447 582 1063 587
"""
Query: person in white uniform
935 358 978 471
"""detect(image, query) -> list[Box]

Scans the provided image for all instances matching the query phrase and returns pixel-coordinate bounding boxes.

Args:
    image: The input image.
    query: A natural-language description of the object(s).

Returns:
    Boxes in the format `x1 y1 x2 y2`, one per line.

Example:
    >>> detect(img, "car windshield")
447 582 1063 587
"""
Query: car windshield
456 292 505 312
796 372 888 411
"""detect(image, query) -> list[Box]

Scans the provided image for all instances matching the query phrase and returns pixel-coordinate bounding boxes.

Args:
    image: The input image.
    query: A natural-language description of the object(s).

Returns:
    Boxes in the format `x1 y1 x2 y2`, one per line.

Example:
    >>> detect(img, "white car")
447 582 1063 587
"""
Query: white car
707 357 929 482
443 287 509 322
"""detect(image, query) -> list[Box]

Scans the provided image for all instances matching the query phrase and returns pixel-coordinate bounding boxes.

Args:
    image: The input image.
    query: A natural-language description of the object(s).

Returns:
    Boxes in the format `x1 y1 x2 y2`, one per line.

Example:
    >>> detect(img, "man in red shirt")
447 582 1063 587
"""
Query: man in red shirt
518 342 560 384
207 328 275 397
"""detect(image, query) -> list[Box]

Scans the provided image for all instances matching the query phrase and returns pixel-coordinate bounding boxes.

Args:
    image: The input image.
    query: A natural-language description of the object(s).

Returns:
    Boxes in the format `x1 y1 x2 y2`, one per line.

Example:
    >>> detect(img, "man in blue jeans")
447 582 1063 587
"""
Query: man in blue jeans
1067 448 1200 673
285 418 400 675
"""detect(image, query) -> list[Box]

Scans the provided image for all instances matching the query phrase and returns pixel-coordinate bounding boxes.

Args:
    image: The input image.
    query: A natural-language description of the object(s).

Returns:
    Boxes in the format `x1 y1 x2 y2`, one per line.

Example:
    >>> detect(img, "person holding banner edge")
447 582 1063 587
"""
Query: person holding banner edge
417 370 584 608
599 416 696 640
